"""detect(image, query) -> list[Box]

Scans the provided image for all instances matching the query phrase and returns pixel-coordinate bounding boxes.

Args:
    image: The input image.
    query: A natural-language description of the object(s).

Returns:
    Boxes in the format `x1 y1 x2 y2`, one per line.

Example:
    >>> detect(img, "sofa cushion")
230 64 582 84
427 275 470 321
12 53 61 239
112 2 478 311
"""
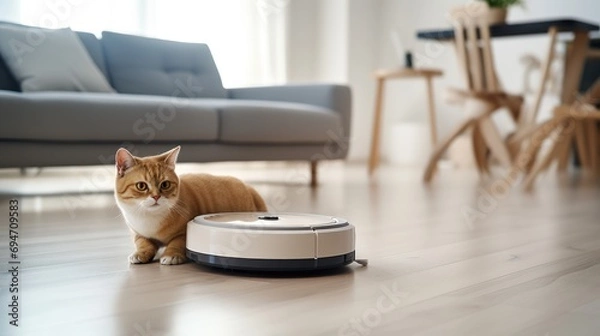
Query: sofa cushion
194 99 343 144
0 21 110 91
0 25 114 92
0 91 218 142
101 31 227 99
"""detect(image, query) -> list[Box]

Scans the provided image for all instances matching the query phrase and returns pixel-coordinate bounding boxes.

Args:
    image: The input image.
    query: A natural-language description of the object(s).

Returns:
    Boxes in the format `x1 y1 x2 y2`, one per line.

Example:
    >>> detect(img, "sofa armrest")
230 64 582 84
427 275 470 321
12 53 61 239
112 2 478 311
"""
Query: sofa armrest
228 84 352 140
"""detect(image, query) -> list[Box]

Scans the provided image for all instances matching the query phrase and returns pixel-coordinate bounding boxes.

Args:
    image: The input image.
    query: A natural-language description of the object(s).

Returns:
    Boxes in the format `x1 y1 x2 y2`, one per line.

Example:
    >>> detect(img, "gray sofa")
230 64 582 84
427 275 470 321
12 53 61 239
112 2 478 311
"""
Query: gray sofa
0 27 351 184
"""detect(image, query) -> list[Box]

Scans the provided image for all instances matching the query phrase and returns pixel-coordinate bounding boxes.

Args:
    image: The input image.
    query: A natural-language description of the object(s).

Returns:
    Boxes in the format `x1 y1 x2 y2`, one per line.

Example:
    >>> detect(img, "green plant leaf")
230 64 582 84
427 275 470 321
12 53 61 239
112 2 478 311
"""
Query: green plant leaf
479 0 524 8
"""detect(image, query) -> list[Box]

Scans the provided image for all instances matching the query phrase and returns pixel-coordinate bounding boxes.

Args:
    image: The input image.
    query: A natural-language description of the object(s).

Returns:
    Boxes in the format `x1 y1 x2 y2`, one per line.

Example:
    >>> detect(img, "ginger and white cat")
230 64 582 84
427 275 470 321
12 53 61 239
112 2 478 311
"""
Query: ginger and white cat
114 146 267 265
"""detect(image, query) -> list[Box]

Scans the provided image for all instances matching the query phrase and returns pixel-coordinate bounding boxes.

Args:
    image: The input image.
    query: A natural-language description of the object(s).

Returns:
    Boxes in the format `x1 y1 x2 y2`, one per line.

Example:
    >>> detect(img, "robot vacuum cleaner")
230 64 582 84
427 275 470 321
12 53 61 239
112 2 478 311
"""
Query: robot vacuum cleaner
186 212 357 271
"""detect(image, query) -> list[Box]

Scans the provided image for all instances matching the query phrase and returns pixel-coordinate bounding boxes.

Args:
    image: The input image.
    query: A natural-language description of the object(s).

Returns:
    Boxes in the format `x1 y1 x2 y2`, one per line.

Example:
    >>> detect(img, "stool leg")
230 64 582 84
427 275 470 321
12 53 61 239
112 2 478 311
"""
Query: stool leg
368 78 385 176
425 76 438 145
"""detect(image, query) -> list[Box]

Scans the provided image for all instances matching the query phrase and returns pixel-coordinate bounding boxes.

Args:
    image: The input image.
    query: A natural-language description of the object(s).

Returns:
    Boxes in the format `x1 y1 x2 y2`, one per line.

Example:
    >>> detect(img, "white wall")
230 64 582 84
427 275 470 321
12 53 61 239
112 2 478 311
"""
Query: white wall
287 0 320 82
346 1 382 162
316 0 349 83
287 0 381 162
287 0 351 84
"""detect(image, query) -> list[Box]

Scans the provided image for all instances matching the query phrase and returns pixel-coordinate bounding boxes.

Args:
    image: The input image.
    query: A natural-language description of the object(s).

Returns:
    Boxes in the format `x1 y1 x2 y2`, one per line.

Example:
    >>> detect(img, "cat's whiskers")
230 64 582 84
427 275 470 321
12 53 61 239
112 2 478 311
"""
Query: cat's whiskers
132 202 147 217
168 202 190 219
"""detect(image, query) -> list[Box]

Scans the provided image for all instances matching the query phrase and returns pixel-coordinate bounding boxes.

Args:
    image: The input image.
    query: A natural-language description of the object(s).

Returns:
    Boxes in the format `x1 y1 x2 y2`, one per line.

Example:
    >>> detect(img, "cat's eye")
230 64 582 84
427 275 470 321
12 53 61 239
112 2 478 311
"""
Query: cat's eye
135 182 148 191
160 181 171 189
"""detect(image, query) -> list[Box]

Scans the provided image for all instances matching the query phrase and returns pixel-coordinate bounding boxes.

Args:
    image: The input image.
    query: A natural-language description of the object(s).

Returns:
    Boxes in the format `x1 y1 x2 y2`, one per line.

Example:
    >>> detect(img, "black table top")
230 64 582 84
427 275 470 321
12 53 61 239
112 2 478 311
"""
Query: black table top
417 18 599 40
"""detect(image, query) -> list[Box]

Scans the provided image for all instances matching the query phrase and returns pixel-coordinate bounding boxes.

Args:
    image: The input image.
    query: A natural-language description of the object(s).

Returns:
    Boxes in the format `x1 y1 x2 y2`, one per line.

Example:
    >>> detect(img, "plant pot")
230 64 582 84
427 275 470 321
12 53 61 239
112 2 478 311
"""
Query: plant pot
486 8 507 25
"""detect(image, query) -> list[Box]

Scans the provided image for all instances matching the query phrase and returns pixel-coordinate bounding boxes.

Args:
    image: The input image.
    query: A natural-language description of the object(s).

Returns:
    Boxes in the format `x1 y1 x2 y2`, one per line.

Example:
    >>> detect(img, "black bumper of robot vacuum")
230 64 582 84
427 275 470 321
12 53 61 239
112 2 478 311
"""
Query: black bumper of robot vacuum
187 249 355 272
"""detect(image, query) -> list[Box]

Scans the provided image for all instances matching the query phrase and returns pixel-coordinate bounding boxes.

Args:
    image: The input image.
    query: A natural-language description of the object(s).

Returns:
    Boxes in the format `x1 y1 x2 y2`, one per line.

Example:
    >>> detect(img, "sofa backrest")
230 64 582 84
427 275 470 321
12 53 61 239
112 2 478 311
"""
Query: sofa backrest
0 21 109 92
101 31 227 99
0 23 227 98
76 31 110 81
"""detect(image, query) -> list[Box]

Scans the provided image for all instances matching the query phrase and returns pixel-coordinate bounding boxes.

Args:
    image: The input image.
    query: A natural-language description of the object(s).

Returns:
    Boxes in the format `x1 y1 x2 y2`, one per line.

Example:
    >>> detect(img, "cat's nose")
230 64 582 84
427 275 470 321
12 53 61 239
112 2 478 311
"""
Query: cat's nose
152 195 161 201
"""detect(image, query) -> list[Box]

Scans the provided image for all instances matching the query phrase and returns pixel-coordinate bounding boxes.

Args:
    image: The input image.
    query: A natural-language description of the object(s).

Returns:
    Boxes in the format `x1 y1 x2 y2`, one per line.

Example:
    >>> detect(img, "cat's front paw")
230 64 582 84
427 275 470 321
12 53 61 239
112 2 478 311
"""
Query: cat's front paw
129 251 155 264
160 254 186 265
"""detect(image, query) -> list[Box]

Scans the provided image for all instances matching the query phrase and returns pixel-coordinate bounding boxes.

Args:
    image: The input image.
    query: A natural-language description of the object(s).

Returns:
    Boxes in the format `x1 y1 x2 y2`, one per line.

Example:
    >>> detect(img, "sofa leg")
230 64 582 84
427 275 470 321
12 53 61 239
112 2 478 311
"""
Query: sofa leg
310 161 318 187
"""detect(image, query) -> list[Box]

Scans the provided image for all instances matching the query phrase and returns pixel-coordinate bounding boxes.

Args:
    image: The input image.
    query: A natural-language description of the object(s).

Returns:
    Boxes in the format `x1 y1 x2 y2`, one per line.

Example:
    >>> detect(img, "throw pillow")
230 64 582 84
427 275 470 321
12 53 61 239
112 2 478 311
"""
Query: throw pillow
0 25 114 92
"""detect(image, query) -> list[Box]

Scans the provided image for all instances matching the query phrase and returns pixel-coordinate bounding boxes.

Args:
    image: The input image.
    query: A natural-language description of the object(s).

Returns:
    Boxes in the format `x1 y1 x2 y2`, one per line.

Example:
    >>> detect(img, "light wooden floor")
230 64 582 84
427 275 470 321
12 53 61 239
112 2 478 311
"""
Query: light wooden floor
2 162 600 336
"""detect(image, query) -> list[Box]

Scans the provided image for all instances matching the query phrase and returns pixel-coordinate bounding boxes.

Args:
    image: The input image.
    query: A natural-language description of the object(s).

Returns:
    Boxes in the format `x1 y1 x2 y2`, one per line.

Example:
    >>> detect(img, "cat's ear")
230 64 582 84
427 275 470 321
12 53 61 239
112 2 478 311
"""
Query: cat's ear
116 148 136 177
162 146 180 170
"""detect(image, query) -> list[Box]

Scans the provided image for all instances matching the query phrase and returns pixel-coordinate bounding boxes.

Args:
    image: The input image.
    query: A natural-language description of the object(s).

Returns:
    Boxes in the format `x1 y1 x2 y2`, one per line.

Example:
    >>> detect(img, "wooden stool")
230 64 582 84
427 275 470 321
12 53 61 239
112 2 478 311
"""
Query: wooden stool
368 68 443 175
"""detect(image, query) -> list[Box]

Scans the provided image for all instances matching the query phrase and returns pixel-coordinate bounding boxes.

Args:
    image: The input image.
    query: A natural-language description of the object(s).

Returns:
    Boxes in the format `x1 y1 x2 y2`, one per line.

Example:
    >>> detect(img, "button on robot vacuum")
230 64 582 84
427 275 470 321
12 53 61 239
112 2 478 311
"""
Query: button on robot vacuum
258 215 279 220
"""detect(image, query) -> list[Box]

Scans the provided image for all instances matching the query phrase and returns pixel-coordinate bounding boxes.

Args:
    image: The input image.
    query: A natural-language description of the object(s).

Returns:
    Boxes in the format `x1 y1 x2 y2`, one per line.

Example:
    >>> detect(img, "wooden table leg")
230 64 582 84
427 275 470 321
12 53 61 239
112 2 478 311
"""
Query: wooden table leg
368 77 385 176
523 132 561 190
597 123 600 174
574 120 590 168
523 120 571 189
587 120 599 172
561 31 590 104
556 122 576 171
554 31 590 172
524 26 558 126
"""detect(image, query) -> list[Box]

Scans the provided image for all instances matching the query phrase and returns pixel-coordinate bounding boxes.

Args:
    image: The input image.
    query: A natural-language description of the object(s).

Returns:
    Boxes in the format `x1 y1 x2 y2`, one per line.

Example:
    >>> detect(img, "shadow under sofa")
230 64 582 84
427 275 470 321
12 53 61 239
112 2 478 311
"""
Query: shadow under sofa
0 26 352 186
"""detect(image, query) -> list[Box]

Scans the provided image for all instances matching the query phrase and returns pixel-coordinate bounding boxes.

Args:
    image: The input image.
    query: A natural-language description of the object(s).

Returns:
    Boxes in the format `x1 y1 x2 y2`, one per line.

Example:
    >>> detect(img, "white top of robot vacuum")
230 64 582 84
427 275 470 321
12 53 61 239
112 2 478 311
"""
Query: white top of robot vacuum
192 212 349 231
